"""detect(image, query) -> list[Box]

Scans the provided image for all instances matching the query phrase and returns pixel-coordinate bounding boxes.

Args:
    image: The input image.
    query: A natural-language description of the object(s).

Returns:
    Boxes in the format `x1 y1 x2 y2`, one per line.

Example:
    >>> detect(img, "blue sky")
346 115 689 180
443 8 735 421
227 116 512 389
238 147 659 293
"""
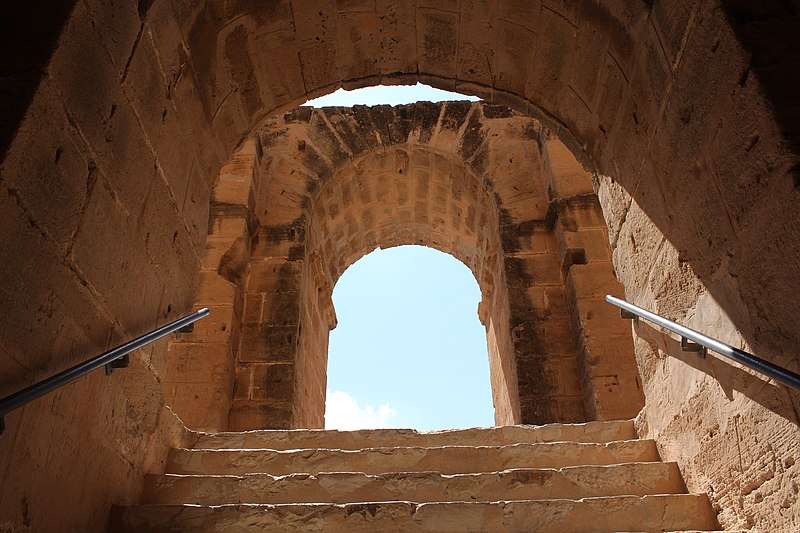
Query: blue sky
307 83 479 107
305 85 493 431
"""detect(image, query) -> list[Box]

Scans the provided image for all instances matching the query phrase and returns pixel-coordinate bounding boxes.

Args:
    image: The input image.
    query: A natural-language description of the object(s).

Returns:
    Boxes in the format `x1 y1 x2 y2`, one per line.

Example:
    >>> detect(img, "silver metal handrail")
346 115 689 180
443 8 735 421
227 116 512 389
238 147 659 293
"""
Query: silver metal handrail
0 308 210 434
606 295 800 391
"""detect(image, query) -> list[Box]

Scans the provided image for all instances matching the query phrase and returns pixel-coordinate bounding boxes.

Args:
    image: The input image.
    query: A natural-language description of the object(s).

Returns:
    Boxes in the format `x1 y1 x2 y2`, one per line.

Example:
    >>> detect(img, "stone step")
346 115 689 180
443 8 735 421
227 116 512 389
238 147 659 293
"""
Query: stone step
142 461 685 505
111 494 719 532
167 439 659 476
191 420 637 451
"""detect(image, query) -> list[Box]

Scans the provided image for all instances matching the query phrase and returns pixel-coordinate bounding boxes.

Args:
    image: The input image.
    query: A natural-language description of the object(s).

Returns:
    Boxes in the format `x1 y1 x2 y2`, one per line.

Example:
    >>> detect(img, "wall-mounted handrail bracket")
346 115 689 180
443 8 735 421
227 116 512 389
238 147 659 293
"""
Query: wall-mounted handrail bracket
681 337 707 359
176 323 195 334
0 308 210 436
105 354 130 375
605 294 800 391
620 308 638 322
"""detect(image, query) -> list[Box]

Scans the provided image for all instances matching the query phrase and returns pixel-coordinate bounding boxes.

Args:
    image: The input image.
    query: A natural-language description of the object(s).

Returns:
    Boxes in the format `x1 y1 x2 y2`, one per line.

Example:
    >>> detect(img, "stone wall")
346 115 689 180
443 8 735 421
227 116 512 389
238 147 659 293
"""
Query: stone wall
0 0 797 530
588 2 800 529
216 103 639 430
162 141 258 431
0 3 210 528
597 174 800 531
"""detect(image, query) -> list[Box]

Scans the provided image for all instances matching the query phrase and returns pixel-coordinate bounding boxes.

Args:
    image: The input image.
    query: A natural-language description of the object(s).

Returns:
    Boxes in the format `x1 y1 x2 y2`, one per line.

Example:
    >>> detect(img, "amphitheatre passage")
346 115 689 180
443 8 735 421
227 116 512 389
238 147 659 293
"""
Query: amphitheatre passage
0 1 798 532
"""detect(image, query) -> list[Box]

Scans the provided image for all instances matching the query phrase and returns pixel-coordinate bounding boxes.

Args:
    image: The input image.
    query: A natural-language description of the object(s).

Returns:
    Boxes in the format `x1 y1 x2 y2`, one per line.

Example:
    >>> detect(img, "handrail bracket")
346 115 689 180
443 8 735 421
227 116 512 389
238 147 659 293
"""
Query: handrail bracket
620 309 638 322
0 308 210 436
177 323 195 334
605 294 800 391
105 354 130 375
681 337 708 359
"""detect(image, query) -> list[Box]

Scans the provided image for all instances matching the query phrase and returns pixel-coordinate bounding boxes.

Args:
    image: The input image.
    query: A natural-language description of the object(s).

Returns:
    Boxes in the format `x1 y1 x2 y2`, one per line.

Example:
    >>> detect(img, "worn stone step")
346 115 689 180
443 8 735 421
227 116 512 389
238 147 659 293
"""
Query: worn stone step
191 420 637 451
111 494 719 532
143 461 685 505
167 439 660 476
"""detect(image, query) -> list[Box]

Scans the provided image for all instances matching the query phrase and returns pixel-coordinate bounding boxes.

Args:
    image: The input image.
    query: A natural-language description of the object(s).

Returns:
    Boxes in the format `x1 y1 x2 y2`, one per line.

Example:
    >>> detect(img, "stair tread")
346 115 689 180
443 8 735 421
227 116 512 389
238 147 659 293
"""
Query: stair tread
142 461 685 505
168 439 659 476
111 494 718 533
119 422 720 531
191 420 637 450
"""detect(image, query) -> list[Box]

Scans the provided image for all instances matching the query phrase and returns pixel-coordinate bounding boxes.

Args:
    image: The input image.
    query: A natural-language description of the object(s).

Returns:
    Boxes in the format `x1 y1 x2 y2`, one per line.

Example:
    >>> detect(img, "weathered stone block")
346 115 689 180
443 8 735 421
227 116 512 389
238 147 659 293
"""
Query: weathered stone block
170 382 230 430
505 254 561 287
417 8 458 78
566 262 622 301
456 0 494 86
69 172 163 324
0 192 115 380
83 0 140 75
580 333 639 374
2 77 93 249
124 32 194 205
585 372 642 421
571 298 634 341
251 362 295 401
198 272 237 305
241 293 265 326
229 400 293 430
494 18 536 97
238 324 298 363
262 291 301 325
247 259 303 293
49 3 161 210
172 305 234 345
165 343 231 384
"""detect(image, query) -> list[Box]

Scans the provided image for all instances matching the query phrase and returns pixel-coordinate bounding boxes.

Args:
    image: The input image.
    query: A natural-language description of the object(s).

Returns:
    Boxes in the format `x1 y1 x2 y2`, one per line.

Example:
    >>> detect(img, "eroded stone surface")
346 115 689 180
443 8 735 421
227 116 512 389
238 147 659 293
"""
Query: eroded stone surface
117 423 715 531
2 0 799 530
142 462 685 505
112 495 717 533
192 419 637 450
167 440 659 477
596 167 800 531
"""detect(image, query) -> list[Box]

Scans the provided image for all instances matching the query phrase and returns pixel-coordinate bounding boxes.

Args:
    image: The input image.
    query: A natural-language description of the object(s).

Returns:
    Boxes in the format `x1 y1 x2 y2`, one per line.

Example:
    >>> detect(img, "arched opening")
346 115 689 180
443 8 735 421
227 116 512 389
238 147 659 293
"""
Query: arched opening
2 3 798 530
307 82 480 107
325 245 494 431
168 101 642 433
294 143 521 429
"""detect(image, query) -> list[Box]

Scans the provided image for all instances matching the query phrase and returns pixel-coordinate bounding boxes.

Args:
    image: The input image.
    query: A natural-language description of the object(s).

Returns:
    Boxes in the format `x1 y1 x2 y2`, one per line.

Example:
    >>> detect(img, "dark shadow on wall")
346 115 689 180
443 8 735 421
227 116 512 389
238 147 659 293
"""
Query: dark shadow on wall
0 2 78 159
634 321 800 426
721 0 800 155
615 1 800 412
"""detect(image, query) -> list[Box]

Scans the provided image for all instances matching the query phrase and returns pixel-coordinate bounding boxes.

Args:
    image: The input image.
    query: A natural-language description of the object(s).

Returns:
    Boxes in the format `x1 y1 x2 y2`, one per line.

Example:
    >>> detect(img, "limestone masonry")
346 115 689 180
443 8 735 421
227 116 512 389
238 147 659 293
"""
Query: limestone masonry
0 1 798 531
111 421 720 532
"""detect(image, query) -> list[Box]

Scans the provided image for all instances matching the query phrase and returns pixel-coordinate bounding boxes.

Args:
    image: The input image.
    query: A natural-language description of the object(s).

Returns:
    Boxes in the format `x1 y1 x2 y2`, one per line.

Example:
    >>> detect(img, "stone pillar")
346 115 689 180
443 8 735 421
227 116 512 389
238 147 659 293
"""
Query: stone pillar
544 140 644 420
502 224 587 424
163 142 255 431
229 221 305 430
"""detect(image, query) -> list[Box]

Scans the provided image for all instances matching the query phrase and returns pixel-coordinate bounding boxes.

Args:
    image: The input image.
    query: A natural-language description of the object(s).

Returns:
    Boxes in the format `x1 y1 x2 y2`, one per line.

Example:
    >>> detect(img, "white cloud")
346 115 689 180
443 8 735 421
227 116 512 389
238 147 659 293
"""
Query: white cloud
325 391 397 430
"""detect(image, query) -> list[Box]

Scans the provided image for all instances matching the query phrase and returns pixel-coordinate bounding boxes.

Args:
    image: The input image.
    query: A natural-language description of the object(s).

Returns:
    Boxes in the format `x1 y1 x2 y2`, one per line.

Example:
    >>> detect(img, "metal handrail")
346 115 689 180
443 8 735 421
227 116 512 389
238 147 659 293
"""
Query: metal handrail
606 295 800 391
0 308 210 434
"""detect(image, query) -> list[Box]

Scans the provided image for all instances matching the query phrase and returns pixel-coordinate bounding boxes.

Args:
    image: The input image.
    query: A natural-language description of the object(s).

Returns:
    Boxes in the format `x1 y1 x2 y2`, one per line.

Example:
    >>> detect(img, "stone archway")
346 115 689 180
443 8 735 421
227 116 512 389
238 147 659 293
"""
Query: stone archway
90 0 800 364
298 145 515 428
2 2 799 530
165 102 643 431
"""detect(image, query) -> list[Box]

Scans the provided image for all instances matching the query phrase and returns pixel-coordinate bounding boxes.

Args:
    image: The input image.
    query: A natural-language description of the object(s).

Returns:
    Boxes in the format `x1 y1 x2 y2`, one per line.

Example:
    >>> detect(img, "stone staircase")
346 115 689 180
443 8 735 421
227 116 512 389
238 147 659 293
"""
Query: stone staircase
110 420 721 532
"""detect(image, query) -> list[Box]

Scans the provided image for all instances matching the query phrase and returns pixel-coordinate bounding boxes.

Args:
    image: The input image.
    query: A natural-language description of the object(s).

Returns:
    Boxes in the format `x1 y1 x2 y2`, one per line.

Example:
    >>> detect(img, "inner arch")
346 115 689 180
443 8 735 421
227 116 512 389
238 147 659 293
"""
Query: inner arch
325 245 494 430
295 145 521 428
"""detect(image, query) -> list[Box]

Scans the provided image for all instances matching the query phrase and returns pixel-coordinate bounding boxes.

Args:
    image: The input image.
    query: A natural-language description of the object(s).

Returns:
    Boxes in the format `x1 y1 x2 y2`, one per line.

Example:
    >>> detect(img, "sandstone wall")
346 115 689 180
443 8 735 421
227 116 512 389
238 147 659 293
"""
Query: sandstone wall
162 141 258 431
0 2 211 529
596 176 800 531
225 103 638 430
0 0 797 530
589 2 800 529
